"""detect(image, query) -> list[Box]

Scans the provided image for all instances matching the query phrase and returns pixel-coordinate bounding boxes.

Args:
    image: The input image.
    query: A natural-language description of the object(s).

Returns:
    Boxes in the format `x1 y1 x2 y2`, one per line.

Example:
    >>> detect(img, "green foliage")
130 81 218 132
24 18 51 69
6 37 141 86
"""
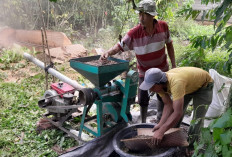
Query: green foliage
91 26 119 50
227 86 232 108
0 72 8 81
108 0 180 40
0 0 181 49
177 0 232 73
193 109 232 157
156 0 179 20
0 49 23 64
169 18 215 40
169 16 230 76
189 25 232 73
0 0 126 36
0 49 24 70
111 0 138 38
177 0 201 21
0 73 77 156
178 45 231 77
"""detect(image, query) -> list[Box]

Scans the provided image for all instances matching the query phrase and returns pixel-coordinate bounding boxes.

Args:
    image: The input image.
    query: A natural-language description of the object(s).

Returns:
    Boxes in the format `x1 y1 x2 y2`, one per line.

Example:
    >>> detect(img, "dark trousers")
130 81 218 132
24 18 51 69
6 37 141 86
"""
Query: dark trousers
138 77 164 119
176 82 214 148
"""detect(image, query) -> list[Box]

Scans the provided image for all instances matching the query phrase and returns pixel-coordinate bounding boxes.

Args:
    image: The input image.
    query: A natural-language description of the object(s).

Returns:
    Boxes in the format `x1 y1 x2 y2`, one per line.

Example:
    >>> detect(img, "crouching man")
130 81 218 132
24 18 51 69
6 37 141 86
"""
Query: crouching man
139 67 213 152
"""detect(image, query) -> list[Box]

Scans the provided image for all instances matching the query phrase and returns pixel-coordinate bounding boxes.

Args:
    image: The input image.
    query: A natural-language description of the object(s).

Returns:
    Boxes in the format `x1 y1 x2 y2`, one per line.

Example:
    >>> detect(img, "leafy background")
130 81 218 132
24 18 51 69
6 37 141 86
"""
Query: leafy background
0 0 231 156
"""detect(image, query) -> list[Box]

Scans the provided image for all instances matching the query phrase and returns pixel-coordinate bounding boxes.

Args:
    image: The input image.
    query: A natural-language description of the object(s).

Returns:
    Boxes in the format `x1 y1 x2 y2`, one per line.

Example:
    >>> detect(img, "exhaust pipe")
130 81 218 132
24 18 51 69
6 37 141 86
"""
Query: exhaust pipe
23 53 83 90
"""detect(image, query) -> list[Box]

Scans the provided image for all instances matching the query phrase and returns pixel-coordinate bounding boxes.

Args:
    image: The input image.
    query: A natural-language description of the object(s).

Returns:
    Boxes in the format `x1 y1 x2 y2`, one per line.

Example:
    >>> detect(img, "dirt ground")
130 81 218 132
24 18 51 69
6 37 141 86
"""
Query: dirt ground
0 54 78 85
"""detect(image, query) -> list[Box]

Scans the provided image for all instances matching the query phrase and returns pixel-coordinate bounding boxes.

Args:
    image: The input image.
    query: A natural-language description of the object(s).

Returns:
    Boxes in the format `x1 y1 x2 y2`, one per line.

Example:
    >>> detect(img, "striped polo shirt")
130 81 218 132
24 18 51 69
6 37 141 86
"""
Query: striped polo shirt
117 20 172 77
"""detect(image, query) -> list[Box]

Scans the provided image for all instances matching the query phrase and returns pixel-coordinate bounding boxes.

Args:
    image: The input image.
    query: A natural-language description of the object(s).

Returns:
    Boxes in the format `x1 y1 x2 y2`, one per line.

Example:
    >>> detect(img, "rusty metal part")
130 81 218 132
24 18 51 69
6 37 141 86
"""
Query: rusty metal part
42 115 85 143
121 128 189 152
36 118 55 133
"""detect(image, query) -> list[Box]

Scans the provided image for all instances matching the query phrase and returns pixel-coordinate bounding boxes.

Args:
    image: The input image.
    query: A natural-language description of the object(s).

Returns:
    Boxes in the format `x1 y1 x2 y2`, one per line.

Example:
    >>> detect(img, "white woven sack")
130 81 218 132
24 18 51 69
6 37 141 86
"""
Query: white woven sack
205 69 232 118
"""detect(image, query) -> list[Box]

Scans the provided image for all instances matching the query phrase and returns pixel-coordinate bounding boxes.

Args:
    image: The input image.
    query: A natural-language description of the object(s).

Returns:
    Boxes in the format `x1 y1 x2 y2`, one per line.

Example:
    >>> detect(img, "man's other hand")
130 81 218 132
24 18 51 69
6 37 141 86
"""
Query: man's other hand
100 52 109 60
172 64 176 69
152 124 160 132
151 130 164 146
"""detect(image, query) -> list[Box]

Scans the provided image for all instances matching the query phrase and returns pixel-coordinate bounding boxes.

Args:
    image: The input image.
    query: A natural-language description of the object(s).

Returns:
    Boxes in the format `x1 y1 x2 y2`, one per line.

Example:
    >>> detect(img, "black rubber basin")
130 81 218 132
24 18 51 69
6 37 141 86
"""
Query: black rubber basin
112 123 179 157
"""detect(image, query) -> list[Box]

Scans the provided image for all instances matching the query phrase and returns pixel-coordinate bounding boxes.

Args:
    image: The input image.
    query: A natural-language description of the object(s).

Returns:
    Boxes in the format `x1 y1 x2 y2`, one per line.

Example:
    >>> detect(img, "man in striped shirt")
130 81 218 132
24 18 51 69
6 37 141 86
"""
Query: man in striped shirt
100 0 176 123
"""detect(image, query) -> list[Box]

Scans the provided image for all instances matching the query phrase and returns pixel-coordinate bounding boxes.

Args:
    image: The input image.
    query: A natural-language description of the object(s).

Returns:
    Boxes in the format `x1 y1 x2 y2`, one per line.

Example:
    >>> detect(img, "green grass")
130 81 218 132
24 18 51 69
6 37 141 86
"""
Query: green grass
172 37 190 64
0 49 23 64
0 48 92 156
169 18 231 77
204 50 230 76
0 72 77 157
169 17 215 40
176 45 231 77
0 72 8 81
169 18 216 66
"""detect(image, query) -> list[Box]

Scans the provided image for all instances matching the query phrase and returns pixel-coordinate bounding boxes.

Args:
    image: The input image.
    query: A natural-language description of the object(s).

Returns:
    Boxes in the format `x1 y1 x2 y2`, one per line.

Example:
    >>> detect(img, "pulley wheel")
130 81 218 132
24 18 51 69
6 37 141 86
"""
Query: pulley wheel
78 88 96 106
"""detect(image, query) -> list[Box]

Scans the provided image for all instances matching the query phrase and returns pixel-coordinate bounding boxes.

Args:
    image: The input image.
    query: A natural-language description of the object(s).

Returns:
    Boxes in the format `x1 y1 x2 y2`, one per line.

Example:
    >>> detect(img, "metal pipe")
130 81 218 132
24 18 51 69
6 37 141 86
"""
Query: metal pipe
23 53 83 90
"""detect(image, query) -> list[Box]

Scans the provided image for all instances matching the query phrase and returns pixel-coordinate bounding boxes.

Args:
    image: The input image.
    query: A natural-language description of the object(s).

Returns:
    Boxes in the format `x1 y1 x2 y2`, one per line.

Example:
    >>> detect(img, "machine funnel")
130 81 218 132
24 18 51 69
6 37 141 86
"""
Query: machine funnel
70 55 129 87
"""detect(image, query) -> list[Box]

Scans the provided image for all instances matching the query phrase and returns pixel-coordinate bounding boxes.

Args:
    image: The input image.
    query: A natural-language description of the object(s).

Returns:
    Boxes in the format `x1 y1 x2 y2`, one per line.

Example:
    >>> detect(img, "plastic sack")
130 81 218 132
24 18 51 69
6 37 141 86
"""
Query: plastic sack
205 69 232 118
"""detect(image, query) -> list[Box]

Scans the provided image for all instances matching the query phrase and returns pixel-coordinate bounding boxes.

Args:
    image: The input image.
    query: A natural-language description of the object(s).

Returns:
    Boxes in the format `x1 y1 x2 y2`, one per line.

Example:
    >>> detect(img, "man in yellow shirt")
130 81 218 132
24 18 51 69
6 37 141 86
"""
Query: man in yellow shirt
139 67 213 151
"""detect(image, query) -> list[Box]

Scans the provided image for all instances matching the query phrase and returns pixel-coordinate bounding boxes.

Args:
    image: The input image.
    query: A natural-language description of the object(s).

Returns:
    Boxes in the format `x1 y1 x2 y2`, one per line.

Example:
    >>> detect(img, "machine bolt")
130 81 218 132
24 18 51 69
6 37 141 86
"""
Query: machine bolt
58 82 63 88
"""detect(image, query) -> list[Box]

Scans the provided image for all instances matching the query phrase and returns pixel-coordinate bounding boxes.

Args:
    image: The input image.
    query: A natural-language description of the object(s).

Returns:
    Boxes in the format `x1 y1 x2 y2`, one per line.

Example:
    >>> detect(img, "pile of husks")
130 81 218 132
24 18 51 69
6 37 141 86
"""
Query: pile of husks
85 60 118 66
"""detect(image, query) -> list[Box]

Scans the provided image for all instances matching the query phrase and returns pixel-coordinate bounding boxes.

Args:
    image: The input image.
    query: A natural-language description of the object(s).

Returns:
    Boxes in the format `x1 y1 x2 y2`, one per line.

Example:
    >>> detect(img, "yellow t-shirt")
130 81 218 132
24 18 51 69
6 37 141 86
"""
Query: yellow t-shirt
160 67 213 101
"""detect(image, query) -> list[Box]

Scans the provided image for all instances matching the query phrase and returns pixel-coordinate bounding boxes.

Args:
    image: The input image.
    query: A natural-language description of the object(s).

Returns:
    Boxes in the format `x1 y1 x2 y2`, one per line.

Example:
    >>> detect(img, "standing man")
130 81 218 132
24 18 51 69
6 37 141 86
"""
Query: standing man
139 67 214 152
100 0 176 123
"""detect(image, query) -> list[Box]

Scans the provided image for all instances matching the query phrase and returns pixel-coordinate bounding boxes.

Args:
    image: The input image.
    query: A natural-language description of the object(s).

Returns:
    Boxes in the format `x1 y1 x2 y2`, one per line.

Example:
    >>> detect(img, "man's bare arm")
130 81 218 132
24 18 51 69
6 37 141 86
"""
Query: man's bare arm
151 97 184 145
157 97 184 134
100 44 121 60
153 94 173 131
166 42 176 68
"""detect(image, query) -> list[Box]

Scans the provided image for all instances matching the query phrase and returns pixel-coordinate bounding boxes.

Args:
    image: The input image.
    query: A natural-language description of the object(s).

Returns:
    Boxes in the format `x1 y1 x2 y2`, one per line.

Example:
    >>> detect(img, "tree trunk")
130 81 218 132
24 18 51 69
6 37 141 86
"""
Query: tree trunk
47 0 50 29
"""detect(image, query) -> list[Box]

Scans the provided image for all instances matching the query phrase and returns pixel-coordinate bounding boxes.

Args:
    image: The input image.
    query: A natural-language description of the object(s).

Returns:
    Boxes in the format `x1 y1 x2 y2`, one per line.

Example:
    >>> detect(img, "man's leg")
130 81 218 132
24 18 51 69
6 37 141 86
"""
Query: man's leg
188 83 213 148
138 77 149 123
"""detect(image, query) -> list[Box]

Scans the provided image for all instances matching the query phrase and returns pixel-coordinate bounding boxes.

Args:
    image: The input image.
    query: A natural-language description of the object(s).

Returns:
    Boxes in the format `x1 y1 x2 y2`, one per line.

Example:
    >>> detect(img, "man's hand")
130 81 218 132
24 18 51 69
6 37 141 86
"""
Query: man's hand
100 52 109 60
152 123 161 132
100 44 121 60
172 64 176 69
151 129 164 146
